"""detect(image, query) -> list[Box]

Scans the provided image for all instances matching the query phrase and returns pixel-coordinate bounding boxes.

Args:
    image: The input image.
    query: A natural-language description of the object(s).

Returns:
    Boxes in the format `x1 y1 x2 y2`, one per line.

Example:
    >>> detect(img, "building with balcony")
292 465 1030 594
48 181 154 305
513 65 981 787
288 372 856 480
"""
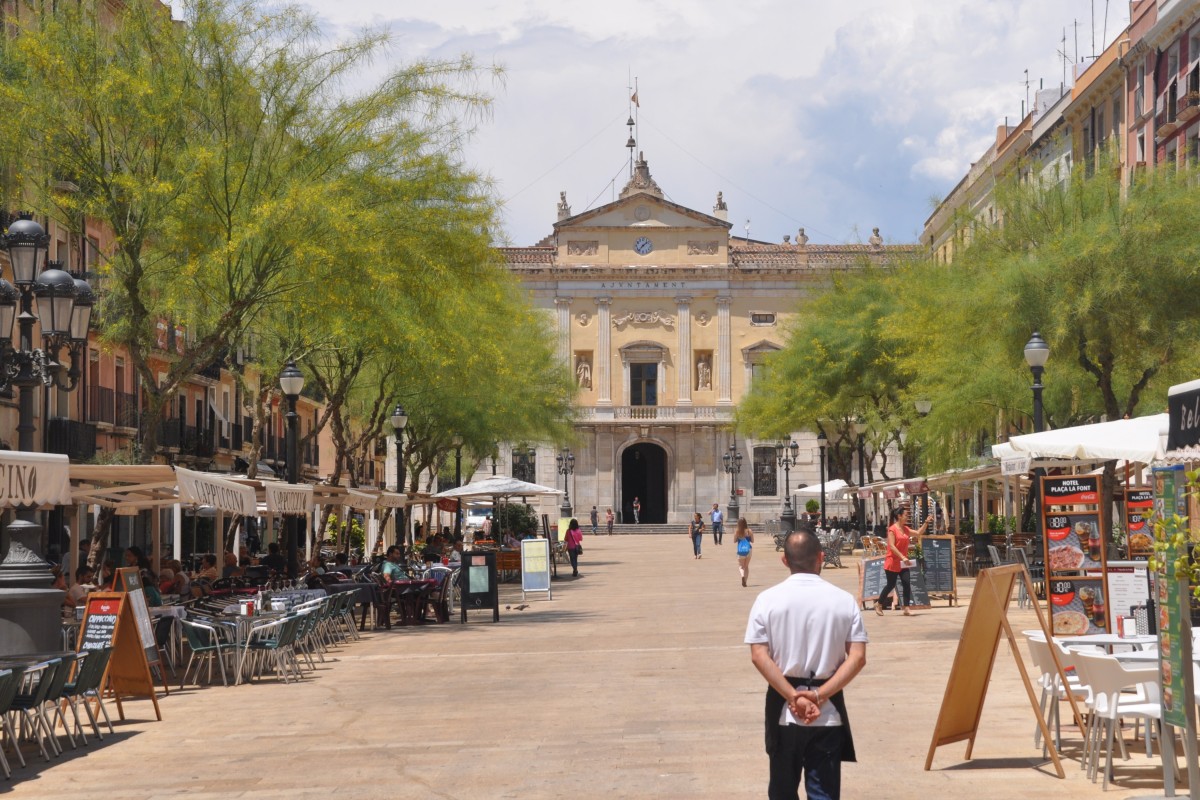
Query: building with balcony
497 154 917 524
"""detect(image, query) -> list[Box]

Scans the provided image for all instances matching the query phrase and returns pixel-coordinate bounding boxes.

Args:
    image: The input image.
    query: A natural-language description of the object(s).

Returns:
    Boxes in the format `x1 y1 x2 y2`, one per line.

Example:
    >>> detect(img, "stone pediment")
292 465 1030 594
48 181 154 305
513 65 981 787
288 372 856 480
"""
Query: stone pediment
555 194 731 232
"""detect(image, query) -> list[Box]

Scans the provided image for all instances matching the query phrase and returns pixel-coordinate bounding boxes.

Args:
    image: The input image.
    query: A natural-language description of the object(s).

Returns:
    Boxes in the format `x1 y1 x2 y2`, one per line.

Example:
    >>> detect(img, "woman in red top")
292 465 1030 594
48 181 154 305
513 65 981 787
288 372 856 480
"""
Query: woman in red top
875 506 929 617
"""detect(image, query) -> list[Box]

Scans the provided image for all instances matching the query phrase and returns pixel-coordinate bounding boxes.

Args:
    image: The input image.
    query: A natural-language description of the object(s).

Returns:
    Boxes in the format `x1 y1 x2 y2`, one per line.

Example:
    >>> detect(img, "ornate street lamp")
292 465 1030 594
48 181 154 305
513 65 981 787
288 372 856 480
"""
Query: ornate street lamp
853 417 869 544
721 441 743 525
280 361 305 579
1024 332 1050 550
556 447 575 518
913 399 932 524
816 431 828 528
0 213 94 653
776 438 800 533
452 434 463 537
390 403 408 547
513 446 537 483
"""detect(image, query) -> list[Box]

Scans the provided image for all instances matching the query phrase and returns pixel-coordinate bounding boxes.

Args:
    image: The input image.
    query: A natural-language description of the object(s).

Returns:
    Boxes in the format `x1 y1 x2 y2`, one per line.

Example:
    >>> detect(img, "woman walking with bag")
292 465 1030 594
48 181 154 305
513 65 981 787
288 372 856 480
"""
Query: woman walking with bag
875 506 928 616
689 512 705 559
605 507 614 535
733 518 753 587
565 518 584 577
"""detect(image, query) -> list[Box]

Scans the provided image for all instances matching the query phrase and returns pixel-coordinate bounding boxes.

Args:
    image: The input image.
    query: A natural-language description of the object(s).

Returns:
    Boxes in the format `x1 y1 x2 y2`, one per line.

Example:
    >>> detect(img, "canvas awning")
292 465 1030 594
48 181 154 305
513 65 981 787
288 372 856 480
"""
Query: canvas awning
794 479 850 499
71 464 179 510
432 476 563 499
0 451 71 508
344 489 378 511
175 466 257 515
992 413 1167 465
263 481 314 516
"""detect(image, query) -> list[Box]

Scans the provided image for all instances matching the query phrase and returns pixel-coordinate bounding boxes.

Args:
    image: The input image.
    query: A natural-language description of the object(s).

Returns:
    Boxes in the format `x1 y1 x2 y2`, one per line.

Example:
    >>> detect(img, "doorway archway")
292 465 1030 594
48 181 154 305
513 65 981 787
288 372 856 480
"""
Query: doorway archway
621 442 668 524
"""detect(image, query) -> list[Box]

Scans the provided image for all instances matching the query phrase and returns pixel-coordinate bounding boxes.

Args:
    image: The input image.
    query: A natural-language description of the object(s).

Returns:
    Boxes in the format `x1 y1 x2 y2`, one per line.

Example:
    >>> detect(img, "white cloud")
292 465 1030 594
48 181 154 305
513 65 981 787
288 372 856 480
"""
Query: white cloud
281 0 1130 244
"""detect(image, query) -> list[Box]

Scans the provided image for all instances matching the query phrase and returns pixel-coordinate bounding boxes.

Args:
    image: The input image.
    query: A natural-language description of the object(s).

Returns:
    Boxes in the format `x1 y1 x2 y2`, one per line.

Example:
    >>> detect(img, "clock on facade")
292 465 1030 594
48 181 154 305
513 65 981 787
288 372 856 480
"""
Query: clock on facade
634 236 654 255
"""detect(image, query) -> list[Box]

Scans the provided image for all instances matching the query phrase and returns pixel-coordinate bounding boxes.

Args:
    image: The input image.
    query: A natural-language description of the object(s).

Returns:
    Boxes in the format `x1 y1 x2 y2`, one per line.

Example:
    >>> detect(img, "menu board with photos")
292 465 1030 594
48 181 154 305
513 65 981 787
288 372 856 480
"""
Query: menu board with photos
1049 576 1108 635
1125 488 1154 558
1042 476 1105 579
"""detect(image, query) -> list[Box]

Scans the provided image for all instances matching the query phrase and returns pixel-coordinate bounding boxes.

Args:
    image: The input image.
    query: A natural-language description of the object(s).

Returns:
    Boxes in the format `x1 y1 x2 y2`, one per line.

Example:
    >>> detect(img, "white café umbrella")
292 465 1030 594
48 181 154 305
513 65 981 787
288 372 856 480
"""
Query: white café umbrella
432 476 563 499
794 479 850 498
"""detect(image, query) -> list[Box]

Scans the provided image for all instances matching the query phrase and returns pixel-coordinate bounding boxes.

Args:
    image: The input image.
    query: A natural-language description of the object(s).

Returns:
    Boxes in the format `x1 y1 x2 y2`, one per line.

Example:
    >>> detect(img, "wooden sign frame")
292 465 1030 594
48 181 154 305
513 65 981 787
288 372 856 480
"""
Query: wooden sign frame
857 556 886 608
77 592 162 721
113 566 170 695
924 564 1082 777
919 535 958 606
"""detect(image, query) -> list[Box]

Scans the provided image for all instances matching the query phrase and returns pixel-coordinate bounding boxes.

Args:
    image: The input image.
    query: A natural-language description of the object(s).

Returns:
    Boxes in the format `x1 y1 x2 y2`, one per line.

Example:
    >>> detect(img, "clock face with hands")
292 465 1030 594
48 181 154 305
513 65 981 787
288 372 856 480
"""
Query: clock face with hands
634 236 654 256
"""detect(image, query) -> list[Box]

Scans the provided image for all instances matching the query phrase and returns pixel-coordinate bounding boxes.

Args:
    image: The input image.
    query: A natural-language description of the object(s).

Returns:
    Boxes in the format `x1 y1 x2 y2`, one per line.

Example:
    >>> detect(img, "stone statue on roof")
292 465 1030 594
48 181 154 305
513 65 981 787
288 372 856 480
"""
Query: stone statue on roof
796 228 809 246
557 191 571 220
869 227 883 249
714 191 727 212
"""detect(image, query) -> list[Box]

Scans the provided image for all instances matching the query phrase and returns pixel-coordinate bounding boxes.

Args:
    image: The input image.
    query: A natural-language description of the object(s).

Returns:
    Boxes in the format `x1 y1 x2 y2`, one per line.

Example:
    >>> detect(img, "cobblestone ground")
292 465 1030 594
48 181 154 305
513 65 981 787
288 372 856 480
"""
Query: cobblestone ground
5 535 1183 799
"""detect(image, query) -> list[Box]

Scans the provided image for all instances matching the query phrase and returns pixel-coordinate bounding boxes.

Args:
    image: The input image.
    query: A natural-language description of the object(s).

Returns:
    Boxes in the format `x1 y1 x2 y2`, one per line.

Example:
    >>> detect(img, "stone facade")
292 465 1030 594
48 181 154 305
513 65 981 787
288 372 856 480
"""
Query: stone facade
492 155 917 524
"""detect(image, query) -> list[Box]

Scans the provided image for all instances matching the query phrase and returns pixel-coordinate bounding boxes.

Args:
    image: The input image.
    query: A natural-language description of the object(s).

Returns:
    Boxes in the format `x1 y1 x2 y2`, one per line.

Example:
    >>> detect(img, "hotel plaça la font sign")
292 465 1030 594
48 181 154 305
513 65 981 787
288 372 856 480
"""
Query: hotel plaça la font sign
175 467 256 516
0 451 71 509
264 481 314 516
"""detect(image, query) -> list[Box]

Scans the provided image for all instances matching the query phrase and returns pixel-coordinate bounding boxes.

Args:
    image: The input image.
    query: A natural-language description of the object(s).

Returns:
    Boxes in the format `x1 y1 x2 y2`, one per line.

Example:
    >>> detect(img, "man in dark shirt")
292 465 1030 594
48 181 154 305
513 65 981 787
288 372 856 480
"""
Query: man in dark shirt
262 542 287 574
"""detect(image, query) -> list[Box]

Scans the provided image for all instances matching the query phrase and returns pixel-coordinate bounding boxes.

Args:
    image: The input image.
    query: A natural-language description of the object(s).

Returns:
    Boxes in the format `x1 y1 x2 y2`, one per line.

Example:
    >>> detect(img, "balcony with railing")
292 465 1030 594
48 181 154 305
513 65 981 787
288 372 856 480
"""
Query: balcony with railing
1157 81 1180 139
160 417 184 448
578 405 736 423
47 418 97 462
116 391 138 429
87 386 115 425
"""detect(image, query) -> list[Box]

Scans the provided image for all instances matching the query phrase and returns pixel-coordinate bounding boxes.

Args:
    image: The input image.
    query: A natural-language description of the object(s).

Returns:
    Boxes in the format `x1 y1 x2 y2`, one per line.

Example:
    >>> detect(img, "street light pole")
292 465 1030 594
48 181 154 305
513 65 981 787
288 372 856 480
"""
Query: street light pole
817 431 828 529
0 214 93 653
452 435 463 538
280 361 305 581
914 399 932 526
776 438 800 533
390 404 408 549
853 418 868 544
1024 332 1050 549
721 442 743 524
556 447 575 518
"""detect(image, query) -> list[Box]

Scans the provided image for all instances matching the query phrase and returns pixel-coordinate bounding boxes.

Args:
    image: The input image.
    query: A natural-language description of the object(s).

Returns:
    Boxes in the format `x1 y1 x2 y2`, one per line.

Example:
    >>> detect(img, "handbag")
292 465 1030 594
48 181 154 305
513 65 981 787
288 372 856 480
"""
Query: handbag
736 538 752 557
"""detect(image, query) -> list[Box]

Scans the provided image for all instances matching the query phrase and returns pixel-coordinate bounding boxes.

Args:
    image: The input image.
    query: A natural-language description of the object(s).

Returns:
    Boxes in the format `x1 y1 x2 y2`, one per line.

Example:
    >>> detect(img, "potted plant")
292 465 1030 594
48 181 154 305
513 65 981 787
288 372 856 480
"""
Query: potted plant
805 499 820 520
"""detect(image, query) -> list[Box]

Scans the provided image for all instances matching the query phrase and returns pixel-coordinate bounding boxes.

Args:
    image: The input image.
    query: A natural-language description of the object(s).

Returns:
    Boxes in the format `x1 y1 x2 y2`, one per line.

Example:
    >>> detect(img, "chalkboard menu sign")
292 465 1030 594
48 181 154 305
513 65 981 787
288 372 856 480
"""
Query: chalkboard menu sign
858 556 885 607
79 595 121 651
113 567 161 668
908 568 931 609
920 535 957 603
460 551 499 623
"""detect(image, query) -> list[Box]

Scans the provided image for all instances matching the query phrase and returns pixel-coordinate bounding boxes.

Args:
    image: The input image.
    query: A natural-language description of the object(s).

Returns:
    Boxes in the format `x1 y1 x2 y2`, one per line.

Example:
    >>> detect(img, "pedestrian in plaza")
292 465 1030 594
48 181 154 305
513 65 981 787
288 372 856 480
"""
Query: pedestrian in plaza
689 512 705 559
735 517 754 587
606 507 614 535
632 496 641 524
745 525 867 800
874 506 928 617
711 502 724 545
590 505 599 536
564 518 583 577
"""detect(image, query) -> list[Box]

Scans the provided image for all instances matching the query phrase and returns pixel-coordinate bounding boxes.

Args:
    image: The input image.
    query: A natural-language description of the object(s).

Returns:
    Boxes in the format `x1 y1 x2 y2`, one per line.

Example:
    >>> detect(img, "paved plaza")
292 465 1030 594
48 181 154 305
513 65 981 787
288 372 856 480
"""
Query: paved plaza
7 535 1185 799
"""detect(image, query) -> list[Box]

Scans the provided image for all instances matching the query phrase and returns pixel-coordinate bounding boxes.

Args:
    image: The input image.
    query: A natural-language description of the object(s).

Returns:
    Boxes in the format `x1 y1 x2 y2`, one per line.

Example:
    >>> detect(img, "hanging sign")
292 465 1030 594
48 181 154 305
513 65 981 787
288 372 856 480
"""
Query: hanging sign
0 451 71 508
1042 476 1099 507
175 467 256 515
343 489 378 510
375 492 407 508
1166 377 1200 451
1001 455 1032 476
264 482 314 516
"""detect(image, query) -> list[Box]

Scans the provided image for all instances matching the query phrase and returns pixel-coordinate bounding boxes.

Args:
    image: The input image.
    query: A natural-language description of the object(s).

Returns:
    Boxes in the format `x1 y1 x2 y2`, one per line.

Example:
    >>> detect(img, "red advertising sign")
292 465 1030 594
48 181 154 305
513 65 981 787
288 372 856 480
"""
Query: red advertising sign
1042 476 1099 507
1125 488 1154 551
436 498 458 513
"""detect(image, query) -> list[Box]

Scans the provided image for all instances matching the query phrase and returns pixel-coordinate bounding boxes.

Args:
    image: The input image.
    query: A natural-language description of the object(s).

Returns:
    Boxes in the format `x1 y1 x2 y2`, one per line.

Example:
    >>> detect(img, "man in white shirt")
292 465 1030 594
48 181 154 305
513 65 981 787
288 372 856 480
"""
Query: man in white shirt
710 503 724 545
745 525 868 800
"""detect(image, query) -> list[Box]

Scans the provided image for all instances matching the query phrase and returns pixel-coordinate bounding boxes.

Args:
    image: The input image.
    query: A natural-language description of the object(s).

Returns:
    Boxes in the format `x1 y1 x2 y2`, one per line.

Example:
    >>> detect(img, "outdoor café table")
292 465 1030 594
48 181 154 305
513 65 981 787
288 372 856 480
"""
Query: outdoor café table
386 579 437 626
1060 633 1157 653
224 611 285 685
1112 649 1200 664
0 651 73 669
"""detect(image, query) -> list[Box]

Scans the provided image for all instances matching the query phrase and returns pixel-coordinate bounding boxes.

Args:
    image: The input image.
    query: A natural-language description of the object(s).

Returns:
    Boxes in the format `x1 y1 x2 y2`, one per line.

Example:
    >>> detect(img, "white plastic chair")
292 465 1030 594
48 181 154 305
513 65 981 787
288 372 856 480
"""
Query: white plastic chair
1025 634 1088 752
1072 651 1168 789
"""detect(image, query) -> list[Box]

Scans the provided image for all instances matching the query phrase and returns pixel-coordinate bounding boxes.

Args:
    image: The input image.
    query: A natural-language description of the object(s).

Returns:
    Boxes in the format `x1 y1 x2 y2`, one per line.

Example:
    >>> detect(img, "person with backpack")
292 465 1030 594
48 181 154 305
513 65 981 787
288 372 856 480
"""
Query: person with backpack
734 518 754 587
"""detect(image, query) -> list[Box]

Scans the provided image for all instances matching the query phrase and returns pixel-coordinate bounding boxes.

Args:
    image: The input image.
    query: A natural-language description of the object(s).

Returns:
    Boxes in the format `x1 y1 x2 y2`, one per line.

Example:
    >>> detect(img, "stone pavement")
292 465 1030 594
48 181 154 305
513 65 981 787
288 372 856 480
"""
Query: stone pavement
7 535 1186 799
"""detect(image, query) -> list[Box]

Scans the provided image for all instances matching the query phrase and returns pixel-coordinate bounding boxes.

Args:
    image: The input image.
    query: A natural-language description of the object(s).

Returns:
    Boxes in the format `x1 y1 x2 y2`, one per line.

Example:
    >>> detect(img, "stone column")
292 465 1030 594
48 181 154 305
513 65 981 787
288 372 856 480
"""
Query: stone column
675 296 692 407
596 296 612 406
716 296 732 405
555 297 572 365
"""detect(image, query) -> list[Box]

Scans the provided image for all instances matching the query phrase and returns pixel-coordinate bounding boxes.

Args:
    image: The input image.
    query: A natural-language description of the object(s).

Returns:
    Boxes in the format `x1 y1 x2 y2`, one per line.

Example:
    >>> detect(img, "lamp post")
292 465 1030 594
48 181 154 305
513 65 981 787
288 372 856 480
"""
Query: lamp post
853 417 868 544
914 399 932 525
556 447 575 518
775 438 800 533
390 404 408 548
0 213 94 653
513 446 536 482
721 442 743 524
1024 332 1050 549
816 431 828 528
452 435 463 537
490 442 499 476
279 361 304 580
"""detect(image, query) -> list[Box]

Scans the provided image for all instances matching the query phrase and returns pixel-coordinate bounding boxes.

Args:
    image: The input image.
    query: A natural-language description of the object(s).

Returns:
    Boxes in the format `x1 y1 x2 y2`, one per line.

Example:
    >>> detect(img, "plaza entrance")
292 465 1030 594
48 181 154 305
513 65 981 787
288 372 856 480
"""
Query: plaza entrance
621 442 667 524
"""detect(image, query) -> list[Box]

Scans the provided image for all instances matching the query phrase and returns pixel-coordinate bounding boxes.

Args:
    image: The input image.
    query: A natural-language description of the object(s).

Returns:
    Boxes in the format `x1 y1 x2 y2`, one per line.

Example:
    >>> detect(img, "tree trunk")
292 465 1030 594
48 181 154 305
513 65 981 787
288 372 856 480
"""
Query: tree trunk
86 506 117 569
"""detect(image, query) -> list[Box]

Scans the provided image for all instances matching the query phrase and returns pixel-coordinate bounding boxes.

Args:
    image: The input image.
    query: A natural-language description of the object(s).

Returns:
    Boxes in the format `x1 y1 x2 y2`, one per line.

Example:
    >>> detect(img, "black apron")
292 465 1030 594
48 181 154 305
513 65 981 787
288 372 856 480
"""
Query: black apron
764 674 856 762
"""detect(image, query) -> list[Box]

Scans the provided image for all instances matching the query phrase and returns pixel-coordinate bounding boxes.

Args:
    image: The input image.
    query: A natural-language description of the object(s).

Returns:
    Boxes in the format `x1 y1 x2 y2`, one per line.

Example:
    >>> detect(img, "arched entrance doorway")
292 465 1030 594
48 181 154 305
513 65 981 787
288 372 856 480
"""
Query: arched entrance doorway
621 442 668 524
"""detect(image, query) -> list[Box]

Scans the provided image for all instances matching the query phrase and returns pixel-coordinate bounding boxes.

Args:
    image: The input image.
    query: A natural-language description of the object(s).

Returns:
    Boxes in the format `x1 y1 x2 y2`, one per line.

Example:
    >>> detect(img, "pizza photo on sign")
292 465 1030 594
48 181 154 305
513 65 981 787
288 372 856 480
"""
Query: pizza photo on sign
1129 533 1153 551
1048 545 1085 571
1053 610 1090 636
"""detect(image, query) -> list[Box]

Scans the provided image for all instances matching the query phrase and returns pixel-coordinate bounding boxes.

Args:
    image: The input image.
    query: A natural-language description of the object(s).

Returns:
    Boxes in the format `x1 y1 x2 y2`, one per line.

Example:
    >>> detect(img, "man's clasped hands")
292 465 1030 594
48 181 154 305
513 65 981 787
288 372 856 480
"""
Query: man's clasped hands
787 690 821 724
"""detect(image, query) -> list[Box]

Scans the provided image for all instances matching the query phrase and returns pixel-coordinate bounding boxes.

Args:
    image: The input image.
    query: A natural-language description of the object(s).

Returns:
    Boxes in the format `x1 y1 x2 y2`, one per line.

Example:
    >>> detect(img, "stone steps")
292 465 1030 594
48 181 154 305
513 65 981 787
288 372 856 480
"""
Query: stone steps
587 524 691 536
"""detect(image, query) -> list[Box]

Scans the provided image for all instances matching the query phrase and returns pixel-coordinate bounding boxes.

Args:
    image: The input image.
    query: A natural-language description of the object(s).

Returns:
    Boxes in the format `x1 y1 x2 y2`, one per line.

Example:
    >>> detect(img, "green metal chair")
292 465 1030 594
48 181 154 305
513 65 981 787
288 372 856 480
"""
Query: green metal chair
180 619 237 687
62 647 115 742
0 667 27 777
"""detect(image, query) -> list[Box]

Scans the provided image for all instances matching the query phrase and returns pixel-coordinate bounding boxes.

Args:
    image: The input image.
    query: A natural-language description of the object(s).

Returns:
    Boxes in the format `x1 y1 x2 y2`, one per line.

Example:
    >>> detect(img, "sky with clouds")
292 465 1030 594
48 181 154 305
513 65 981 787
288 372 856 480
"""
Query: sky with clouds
269 0 1128 247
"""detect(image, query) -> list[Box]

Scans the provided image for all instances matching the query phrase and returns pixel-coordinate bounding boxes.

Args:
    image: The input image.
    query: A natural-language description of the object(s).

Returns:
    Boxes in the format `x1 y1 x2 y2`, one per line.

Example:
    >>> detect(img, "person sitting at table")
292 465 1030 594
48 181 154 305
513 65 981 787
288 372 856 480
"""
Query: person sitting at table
221 551 242 579
262 542 287 574
159 568 175 595
197 553 220 582
381 546 406 582
141 568 163 606
448 538 464 564
333 552 353 575
64 566 95 608
503 532 520 549
98 559 116 590
51 564 68 592
423 535 443 562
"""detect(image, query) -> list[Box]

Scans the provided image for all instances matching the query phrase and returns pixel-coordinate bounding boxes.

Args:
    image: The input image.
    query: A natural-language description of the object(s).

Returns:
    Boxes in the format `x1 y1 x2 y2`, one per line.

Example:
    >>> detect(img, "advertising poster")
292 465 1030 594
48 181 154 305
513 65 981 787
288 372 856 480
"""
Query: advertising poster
1049 576 1108 635
1125 488 1154 557
1042 476 1099 508
1044 512 1105 574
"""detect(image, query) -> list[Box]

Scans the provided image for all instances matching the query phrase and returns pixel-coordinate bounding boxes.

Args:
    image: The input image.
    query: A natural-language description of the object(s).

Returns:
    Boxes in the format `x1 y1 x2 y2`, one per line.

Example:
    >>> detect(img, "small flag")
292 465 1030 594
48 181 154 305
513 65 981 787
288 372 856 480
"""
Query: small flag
631 90 639 107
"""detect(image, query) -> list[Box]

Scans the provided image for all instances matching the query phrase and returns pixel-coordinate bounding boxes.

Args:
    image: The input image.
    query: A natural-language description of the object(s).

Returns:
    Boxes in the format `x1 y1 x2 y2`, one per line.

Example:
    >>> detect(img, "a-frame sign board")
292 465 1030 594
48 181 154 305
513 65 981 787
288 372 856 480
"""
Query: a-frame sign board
112 567 169 695
77 592 162 721
924 564 1083 777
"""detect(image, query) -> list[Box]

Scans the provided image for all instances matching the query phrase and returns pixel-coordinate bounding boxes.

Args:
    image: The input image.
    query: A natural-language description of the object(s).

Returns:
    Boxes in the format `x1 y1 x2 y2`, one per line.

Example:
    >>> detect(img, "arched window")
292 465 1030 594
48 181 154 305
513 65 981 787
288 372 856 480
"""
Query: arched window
753 446 777 496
